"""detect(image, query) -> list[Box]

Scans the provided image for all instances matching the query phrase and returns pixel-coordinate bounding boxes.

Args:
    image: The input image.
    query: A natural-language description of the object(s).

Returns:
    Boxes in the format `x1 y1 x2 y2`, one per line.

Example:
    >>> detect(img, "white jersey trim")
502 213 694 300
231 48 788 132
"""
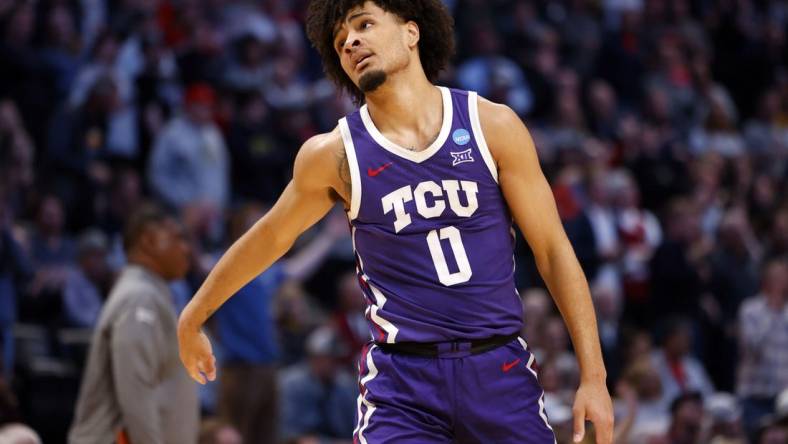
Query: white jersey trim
366 280 399 343
518 336 555 433
468 91 499 183
359 86 453 164
353 345 379 444
353 227 399 344
339 117 362 220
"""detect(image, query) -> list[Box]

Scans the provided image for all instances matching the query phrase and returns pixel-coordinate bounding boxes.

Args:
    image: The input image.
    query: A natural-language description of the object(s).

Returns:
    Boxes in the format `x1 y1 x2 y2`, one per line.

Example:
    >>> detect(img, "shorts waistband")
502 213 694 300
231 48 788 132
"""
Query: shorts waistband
375 333 519 358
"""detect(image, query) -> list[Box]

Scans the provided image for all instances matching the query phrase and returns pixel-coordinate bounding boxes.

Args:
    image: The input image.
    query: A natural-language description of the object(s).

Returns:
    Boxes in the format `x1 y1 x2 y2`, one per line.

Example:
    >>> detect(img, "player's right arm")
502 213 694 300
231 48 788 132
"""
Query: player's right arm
177 129 349 384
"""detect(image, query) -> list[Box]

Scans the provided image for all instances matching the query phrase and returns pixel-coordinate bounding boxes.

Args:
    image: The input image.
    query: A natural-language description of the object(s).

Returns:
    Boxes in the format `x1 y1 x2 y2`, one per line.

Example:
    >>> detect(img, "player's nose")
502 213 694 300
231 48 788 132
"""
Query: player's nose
343 35 361 54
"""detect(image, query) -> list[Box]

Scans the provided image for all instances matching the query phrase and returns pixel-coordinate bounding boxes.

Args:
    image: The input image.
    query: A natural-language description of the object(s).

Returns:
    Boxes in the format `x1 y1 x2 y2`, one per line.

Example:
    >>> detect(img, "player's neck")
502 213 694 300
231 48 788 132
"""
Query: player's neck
363 77 442 150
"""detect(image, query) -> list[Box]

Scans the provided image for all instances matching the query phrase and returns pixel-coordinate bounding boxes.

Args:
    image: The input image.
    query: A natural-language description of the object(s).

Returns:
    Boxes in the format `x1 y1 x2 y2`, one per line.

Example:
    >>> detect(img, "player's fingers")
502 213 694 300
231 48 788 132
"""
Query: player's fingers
593 411 614 444
192 361 207 385
188 363 206 385
573 405 586 443
204 355 217 381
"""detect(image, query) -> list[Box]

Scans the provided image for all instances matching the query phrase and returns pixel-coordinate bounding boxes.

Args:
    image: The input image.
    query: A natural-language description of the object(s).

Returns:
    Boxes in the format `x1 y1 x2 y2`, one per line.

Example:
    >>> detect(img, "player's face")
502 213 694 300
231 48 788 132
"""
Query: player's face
333 2 417 94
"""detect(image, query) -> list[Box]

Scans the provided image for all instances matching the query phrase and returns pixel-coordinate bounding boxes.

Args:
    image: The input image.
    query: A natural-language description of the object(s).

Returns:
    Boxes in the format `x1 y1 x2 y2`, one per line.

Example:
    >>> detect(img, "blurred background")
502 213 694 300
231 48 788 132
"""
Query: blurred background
0 0 786 443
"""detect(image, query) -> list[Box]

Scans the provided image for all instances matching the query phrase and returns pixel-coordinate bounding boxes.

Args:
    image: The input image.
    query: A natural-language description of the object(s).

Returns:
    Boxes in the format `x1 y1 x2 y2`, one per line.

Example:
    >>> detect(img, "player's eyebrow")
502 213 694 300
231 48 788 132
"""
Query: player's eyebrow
347 11 372 22
333 11 373 37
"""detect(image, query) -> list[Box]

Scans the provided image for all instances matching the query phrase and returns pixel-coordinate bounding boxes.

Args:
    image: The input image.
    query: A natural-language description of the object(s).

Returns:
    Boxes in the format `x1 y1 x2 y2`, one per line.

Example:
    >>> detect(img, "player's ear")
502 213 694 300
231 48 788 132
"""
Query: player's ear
404 20 419 49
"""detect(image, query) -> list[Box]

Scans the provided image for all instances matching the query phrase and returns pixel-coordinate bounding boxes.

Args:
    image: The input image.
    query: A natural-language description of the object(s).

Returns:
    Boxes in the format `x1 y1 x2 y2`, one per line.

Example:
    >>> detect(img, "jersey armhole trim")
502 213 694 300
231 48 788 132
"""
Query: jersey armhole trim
468 91 499 183
339 117 362 220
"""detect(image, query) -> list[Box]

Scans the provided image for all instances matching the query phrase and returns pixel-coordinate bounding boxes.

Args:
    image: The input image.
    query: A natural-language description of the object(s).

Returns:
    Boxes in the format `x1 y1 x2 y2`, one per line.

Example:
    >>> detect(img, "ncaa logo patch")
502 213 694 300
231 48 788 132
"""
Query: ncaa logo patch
450 148 475 166
452 128 471 146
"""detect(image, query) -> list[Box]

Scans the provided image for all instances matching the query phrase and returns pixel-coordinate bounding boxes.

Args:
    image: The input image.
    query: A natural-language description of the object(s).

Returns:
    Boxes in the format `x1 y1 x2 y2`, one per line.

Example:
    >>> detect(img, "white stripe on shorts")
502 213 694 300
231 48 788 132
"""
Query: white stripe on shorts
354 345 379 444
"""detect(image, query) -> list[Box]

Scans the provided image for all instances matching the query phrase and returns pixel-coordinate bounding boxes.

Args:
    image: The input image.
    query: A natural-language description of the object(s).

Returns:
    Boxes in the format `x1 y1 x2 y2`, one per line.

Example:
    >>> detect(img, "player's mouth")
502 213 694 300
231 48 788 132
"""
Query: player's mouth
355 54 373 72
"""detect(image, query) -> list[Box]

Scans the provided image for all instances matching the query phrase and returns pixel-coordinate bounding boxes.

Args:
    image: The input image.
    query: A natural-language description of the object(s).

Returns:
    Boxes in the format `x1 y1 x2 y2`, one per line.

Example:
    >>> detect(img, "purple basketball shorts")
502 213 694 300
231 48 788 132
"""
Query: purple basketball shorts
352 336 556 443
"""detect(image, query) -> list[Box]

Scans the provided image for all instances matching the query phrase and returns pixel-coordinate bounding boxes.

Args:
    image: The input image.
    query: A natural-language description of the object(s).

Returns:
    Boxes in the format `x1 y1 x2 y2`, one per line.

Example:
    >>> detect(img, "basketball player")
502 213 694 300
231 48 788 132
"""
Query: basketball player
178 1 614 443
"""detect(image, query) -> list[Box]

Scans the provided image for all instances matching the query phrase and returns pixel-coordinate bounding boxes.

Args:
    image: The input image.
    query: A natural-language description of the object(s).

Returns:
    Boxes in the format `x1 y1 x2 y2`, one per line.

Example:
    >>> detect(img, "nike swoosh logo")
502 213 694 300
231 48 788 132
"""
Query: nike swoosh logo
501 358 521 373
367 162 393 177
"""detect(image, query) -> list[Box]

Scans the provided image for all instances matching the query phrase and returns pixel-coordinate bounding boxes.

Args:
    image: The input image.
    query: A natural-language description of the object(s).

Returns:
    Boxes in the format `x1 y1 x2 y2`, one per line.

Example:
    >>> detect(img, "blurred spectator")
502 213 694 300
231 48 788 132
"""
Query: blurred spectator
520 288 552 351
69 204 197 444
706 207 760 390
67 30 138 159
609 170 661 324
330 271 368 369
148 83 229 221
94 167 144 271
61 229 111 328
689 88 745 158
0 423 42 444
456 26 533 116
276 281 326 366
278 325 355 444
0 100 36 211
215 205 345 444
0 0 52 143
264 57 334 111
615 356 670 443
130 26 182 167
198 418 243 444
224 34 272 93
757 422 788 444
649 198 707 322
763 207 788 261
0 196 32 380
592 278 624 383
664 392 706 444
743 88 788 155
227 92 292 203
38 5 81 102
175 16 227 86
705 392 746 444
46 75 125 226
596 2 647 106
29 194 74 266
585 79 620 142
24 195 74 322
69 31 132 111
651 318 714 408
0 377 39 444
533 316 579 396
585 169 621 287
736 259 788 437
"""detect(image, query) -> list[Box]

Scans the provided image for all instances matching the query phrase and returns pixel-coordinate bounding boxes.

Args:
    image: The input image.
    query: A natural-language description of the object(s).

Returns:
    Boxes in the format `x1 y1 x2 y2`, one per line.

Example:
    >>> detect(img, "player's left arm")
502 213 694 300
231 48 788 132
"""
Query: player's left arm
478 97 613 444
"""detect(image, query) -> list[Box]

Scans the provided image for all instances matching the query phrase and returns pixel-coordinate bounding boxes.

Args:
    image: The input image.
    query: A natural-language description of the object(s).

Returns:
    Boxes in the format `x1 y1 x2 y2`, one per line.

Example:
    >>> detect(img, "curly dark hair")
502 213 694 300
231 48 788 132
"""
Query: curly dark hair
306 0 455 104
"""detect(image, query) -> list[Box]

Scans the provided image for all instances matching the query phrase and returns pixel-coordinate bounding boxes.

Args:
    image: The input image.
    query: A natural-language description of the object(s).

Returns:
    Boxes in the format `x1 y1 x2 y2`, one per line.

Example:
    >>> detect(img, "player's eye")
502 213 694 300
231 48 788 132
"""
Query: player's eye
360 20 372 30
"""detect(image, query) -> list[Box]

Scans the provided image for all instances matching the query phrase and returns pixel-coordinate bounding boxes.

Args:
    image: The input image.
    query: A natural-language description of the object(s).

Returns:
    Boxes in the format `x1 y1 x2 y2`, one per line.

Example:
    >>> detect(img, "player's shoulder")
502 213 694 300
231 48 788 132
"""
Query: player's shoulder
476 95 522 132
474 95 532 160
293 127 349 195
298 127 344 161
294 127 344 173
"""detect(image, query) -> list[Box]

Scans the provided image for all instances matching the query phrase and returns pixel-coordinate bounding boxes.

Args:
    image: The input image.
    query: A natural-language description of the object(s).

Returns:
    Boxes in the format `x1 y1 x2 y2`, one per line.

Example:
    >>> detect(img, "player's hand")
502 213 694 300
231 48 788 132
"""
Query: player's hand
177 322 216 385
572 379 614 444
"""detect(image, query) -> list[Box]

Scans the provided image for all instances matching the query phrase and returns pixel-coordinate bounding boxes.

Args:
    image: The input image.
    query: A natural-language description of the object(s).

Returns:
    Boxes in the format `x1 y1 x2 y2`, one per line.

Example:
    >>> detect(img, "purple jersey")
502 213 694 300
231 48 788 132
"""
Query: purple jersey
340 87 522 344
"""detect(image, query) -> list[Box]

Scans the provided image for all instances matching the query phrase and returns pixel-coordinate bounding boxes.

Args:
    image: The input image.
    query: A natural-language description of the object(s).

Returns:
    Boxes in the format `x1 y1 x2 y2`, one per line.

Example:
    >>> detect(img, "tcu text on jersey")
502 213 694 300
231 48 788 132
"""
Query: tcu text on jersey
381 180 479 233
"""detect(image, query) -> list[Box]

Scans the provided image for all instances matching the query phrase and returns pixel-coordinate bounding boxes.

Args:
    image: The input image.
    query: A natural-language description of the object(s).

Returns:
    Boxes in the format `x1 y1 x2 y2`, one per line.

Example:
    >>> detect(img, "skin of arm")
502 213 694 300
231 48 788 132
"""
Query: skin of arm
177 128 349 384
479 97 614 444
